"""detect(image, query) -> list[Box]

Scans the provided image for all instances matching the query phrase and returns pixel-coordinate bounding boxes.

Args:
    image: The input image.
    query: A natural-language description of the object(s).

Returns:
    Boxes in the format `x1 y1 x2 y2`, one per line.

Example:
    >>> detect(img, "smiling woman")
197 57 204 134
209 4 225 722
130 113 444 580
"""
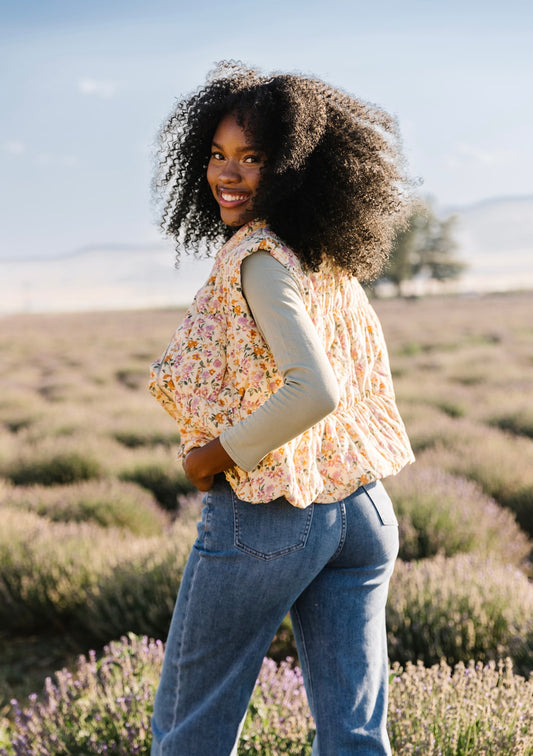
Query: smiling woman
154 61 411 277
206 112 266 227
148 61 415 756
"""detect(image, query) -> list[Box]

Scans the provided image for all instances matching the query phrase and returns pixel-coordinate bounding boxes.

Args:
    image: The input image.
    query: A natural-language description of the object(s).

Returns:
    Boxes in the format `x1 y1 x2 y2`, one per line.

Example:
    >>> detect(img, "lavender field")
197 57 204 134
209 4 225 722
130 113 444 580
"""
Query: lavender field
0 292 532 754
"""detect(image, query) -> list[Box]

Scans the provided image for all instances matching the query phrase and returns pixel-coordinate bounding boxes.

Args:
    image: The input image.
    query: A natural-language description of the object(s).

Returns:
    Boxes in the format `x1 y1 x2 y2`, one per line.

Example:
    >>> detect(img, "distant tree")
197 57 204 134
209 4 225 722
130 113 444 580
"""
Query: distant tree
380 201 466 296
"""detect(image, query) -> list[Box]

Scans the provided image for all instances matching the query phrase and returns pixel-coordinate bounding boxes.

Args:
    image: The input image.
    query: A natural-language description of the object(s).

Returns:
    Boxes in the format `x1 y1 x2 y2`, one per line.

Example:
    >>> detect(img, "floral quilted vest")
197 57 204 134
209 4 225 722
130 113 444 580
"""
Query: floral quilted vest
149 219 414 508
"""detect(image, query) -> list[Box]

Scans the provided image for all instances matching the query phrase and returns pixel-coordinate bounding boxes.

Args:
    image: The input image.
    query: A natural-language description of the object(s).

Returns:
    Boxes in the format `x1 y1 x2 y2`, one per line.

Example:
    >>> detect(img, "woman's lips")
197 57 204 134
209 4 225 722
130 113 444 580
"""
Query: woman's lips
217 188 251 207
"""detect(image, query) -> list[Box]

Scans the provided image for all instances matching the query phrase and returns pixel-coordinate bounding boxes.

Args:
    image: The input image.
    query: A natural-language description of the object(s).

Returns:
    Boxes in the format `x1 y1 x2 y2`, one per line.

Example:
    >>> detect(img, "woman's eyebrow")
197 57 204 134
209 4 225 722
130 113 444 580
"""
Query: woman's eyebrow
211 140 263 153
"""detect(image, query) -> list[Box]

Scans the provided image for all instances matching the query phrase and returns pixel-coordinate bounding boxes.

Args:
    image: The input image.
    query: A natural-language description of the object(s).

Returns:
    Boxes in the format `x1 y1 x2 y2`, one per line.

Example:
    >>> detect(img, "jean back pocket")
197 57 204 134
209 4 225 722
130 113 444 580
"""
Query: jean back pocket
232 494 314 560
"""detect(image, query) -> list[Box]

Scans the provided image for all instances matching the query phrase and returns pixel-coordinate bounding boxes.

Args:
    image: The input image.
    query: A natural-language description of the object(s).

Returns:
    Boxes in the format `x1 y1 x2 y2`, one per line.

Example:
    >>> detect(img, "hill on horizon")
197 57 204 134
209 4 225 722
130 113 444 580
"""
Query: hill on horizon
1 195 532 314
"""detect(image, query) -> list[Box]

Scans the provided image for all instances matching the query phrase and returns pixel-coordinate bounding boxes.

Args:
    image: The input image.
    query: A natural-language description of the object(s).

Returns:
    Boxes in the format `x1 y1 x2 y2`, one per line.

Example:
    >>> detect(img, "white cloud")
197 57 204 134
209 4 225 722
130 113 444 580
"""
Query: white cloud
446 142 500 168
3 140 26 155
61 155 79 167
78 78 117 98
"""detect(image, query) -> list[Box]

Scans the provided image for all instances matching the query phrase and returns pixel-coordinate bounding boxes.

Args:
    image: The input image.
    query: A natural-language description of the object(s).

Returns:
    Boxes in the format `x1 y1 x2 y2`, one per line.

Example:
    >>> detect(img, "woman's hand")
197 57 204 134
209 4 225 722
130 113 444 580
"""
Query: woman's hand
182 438 236 492
183 447 215 491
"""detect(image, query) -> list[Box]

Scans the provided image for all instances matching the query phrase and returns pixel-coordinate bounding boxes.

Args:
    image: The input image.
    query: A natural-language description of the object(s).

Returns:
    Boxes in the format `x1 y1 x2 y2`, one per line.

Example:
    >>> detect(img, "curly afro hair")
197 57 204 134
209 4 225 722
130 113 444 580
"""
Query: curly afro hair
154 61 413 280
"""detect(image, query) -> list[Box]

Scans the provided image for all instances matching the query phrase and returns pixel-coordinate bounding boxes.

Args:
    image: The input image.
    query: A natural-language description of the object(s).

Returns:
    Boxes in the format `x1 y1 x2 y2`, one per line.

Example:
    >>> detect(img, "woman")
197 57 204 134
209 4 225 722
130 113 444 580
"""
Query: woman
149 61 414 756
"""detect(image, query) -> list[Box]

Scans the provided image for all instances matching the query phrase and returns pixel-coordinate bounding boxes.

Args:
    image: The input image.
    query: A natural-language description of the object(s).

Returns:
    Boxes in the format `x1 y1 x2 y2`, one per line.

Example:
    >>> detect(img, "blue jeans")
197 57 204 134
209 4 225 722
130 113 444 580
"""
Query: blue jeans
151 475 399 756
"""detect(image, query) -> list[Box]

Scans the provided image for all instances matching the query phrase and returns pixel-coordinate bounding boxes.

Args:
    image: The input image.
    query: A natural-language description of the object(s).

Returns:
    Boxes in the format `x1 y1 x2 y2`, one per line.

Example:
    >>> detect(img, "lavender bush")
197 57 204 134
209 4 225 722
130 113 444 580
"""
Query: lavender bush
76 515 195 641
2 634 163 756
1 480 168 536
388 554 533 676
388 657 533 755
412 421 533 537
3 500 532 668
489 406 533 441
393 401 460 453
0 508 195 637
386 465 531 565
3 446 101 486
240 658 315 754
0 508 113 633
118 461 193 510
112 428 181 448
2 635 532 755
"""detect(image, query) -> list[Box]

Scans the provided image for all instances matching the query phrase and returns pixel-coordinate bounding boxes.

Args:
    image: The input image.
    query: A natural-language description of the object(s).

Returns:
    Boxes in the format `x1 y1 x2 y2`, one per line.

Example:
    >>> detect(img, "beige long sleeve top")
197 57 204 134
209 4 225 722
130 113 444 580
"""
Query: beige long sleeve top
219 250 340 471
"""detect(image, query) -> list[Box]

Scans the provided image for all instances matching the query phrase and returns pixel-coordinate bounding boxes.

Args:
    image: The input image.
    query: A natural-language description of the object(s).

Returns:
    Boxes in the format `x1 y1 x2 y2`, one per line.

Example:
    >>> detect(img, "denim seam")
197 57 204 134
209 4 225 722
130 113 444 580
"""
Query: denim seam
166 548 203 749
329 500 347 563
361 483 399 527
203 499 213 551
291 604 317 725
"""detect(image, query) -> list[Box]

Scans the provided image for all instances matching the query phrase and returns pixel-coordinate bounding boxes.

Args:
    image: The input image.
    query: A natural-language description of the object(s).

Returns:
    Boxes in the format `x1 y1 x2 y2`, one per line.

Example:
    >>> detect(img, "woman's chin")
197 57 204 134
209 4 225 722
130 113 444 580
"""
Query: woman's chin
220 207 257 227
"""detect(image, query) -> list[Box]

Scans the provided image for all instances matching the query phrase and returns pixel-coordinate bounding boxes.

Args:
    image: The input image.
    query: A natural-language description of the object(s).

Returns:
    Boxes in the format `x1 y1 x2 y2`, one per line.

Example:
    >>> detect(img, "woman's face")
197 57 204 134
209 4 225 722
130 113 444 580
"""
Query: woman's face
207 112 266 227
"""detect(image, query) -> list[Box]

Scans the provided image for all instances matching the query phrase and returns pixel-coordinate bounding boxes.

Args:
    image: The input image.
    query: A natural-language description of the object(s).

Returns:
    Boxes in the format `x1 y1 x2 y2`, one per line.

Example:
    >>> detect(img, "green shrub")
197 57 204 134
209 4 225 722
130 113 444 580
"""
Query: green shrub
0 509 115 634
36 376 81 402
0 410 37 433
2 480 168 536
386 466 531 566
76 516 195 642
417 424 533 537
98 396 182 449
115 366 150 391
442 342 519 388
489 409 533 440
0 504 197 640
17 408 101 441
119 463 194 510
432 399 466 418
3 447 101 486
113 429 181 448
387 554 533 676
3 636 532 756
0 392 46 425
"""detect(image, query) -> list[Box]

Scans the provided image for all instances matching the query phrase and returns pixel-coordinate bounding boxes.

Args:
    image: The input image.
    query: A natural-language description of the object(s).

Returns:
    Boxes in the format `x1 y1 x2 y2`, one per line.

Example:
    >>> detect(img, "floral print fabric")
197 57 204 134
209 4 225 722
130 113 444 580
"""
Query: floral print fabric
148 219 414 508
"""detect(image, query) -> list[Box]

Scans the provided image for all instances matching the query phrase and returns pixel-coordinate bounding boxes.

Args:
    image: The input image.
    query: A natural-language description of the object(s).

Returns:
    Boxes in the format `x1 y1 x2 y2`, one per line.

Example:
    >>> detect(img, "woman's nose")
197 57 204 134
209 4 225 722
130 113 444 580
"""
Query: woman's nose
218 158 241 182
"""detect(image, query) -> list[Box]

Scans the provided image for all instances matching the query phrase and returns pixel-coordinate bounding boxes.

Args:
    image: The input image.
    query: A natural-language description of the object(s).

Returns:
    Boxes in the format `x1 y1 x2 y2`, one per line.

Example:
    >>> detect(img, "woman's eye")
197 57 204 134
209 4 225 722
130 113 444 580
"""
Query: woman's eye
244 155 260 164
210 151 224 161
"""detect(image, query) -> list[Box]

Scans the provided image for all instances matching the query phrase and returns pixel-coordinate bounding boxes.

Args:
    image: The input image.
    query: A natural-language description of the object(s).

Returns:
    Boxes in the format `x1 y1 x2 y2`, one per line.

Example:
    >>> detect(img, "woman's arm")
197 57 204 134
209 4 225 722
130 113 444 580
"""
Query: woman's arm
183 251 339 489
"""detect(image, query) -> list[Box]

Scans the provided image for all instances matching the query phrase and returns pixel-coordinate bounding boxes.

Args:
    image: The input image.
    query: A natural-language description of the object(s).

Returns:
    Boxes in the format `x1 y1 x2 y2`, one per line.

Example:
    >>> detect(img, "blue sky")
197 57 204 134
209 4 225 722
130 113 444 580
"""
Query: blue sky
1 0 532 259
